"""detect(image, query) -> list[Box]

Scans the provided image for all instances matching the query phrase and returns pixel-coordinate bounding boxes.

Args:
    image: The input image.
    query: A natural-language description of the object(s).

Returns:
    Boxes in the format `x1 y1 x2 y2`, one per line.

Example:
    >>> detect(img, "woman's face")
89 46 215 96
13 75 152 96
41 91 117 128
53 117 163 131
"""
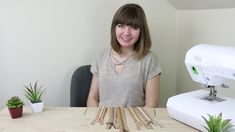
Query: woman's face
115 24 140 49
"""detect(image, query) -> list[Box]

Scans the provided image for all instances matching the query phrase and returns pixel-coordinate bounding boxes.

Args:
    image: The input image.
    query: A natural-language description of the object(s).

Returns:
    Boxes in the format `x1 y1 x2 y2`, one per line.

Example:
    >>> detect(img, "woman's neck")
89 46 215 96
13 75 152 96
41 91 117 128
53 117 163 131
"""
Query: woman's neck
111 48 135 65
119 47 134 57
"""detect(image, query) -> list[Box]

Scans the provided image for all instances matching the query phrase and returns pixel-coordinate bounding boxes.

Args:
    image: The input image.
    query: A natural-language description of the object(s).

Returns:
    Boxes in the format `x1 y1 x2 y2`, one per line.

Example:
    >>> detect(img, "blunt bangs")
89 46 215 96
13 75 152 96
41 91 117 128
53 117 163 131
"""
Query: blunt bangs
114 7 143 29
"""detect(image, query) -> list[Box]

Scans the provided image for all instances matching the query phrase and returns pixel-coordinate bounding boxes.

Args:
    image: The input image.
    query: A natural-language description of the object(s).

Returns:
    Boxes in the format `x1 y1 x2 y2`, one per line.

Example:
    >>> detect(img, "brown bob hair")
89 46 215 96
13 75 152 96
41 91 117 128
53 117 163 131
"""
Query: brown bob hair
111 3 151 59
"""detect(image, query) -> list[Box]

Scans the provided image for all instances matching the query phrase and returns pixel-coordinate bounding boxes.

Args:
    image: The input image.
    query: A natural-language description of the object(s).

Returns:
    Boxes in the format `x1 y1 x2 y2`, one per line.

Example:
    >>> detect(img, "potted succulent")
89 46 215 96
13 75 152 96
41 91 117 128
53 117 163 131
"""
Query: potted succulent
202 113 234 132
6 96 24 119
23 81 46 113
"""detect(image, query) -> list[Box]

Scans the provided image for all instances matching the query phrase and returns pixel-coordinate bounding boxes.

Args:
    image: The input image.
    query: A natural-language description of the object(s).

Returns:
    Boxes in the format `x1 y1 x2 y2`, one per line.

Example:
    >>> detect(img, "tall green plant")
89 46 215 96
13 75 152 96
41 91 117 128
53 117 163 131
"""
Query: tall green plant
24 81 45 103
202 113 233 132
6 96 24 109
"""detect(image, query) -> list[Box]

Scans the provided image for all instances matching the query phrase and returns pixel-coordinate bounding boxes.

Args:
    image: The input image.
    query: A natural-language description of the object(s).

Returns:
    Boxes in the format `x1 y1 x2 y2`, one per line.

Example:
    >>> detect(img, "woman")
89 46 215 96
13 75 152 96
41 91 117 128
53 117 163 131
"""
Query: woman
87 3 161 107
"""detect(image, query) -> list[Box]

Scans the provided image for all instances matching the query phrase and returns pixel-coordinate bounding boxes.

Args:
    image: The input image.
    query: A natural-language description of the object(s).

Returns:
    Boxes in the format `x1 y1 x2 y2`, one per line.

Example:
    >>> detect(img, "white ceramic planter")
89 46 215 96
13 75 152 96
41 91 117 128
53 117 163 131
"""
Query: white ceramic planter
29 101 44 113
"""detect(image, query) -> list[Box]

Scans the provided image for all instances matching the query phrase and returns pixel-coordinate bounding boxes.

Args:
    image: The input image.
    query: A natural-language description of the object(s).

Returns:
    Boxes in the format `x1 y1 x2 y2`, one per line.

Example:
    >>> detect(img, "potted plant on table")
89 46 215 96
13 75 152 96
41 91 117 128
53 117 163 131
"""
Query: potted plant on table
6 96 24 119
202 113 234 132
23 81 46 113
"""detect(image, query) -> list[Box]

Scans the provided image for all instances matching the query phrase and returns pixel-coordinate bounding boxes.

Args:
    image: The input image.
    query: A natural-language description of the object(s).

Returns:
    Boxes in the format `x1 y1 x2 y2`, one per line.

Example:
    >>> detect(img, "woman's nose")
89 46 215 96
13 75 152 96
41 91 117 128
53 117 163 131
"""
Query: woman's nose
123 27 131 35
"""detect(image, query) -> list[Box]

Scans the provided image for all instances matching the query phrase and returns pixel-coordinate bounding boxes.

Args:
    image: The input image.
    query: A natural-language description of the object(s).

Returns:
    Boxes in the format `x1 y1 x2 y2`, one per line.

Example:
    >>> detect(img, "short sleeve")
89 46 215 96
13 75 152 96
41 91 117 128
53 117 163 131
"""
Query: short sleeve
147 52 162 80
90 49 107 76
90 58 98 76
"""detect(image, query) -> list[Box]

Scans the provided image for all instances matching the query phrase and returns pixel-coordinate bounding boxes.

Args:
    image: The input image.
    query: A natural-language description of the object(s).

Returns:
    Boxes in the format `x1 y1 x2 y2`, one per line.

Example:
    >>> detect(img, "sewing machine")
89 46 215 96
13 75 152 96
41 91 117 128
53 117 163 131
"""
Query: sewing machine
167 44 235 131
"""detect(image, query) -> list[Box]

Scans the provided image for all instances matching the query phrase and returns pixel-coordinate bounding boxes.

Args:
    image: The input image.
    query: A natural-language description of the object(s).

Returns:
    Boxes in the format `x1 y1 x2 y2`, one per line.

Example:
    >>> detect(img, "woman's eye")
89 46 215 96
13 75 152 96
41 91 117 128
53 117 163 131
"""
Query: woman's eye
117 24 124 28
131 26 139 30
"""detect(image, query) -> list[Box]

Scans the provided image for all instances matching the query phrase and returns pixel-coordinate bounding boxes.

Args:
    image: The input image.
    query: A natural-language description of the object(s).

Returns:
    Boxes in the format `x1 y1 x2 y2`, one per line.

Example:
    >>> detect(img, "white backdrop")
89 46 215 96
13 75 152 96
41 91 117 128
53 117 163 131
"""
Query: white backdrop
0 0 177 109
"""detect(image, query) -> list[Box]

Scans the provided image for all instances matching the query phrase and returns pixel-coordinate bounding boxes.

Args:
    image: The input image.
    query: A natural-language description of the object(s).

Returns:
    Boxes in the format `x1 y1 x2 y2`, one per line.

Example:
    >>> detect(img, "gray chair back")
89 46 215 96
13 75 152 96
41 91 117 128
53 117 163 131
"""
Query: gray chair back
70 65 92 107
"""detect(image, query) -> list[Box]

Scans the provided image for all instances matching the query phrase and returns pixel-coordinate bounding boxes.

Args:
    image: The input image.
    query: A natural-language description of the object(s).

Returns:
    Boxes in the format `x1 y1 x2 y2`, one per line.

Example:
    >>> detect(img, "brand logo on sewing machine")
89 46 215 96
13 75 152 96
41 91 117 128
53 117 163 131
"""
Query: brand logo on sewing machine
194 56 201 62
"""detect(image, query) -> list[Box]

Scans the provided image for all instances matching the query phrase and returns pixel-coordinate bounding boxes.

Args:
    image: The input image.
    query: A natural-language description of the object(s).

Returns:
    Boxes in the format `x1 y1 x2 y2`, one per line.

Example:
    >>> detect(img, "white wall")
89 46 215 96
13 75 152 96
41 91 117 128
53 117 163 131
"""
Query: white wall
146 1 177 107
0 0 177 109
176 9 235 97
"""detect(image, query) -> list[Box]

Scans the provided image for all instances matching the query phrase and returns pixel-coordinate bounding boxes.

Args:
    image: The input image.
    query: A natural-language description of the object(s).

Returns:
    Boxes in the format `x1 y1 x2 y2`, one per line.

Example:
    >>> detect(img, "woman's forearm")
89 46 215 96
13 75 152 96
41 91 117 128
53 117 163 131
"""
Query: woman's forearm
87 97 98 107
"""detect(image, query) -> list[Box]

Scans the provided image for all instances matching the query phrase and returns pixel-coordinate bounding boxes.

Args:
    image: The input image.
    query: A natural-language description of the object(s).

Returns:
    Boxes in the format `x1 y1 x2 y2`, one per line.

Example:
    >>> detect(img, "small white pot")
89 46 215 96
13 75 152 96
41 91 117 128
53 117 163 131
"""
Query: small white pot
29 101 44 113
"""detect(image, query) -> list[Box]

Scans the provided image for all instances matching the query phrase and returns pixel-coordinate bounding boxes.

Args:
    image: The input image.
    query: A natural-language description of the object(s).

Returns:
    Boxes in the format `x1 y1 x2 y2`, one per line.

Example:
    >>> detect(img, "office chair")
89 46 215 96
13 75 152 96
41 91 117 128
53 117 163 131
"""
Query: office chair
70 65 92 107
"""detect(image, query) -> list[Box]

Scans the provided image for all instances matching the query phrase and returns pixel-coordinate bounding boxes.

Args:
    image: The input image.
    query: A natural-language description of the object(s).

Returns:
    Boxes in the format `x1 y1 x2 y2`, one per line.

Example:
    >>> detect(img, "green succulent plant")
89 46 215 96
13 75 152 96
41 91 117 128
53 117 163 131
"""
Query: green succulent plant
23 81 46 103
6 96 24 109
202 113 233 132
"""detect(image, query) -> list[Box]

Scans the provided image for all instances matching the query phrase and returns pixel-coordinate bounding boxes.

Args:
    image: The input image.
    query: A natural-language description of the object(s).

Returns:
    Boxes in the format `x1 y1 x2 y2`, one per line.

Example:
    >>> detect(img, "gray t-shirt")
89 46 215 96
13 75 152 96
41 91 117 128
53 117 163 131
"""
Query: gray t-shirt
91 48 161 107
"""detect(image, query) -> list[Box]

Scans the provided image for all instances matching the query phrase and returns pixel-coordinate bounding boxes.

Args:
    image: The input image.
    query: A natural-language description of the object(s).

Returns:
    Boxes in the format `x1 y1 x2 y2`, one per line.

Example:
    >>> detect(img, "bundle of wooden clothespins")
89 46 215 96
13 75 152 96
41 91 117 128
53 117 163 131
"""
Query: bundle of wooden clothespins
88 107 162 132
